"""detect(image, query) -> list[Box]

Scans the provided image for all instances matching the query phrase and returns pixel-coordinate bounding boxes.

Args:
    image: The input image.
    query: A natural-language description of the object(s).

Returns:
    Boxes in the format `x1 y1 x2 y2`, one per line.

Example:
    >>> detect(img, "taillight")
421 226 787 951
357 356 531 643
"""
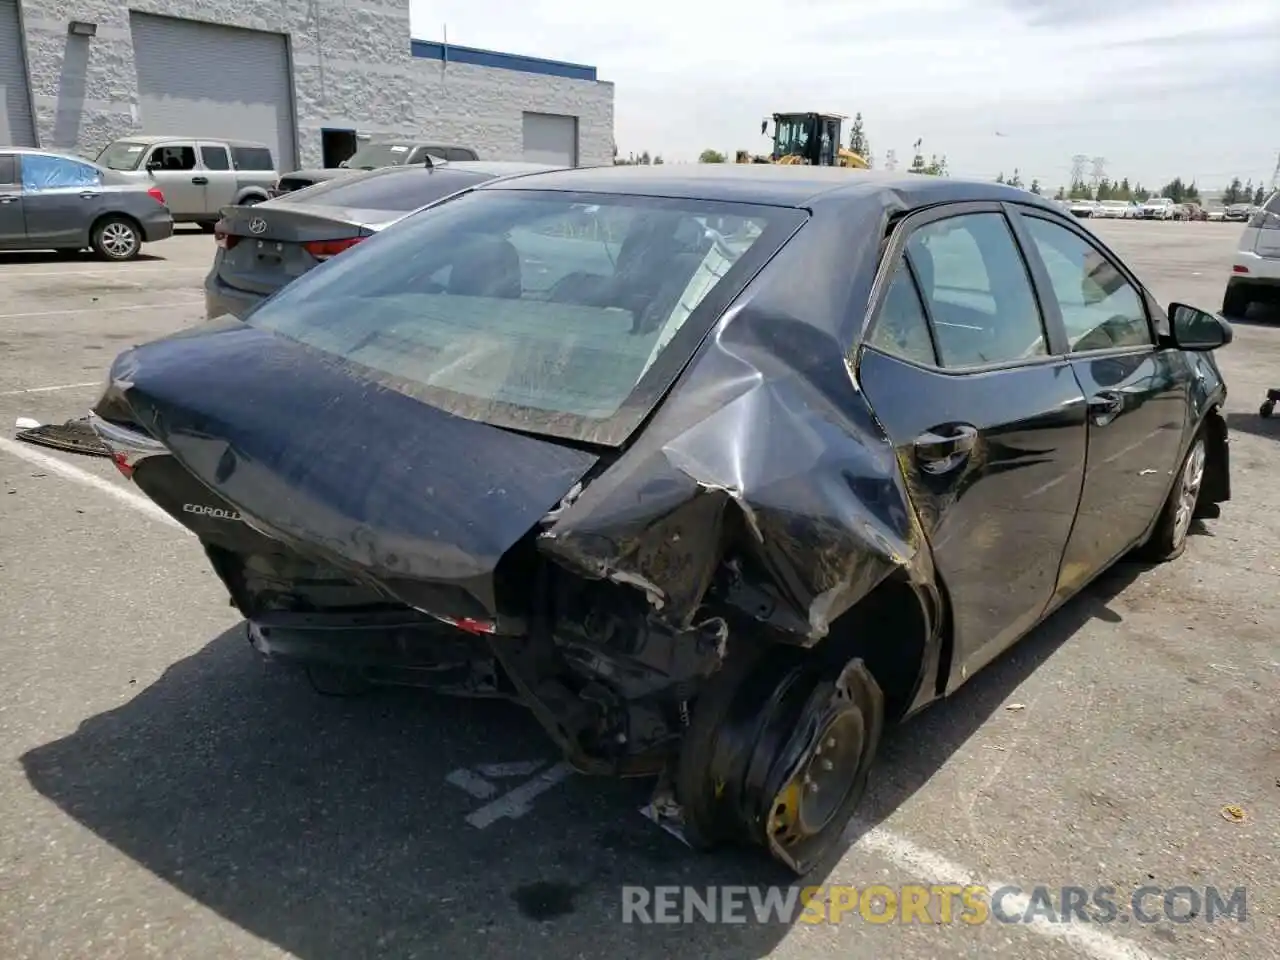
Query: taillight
304 237 363 260
213 219 240 250
147 186 166 205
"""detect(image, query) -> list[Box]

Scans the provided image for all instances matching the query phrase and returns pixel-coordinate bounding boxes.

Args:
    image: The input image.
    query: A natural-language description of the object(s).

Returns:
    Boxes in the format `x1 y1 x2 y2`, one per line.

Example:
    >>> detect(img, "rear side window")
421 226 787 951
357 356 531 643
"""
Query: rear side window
21 154 102 191
231 146 275 171
276 168 490 213
0 154 15 186
445 148 479 162
906 212 1047 368
868 259 936 366
201 146 231 170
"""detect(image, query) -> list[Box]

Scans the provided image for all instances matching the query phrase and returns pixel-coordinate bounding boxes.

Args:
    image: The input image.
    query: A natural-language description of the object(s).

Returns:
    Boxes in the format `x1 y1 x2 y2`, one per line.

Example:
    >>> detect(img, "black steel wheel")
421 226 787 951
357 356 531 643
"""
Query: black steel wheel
675 645 884 875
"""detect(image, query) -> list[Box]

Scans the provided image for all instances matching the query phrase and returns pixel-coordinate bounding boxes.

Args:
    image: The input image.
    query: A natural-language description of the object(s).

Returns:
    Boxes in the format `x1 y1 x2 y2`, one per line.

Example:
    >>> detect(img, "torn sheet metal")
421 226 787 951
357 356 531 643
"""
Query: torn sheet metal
539 190 933 642
13 417 112 458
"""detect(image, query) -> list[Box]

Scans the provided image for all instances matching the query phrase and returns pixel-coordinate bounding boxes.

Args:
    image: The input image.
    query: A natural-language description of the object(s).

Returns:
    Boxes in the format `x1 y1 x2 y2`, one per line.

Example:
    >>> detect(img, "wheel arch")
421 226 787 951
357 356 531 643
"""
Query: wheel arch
812 568 941 722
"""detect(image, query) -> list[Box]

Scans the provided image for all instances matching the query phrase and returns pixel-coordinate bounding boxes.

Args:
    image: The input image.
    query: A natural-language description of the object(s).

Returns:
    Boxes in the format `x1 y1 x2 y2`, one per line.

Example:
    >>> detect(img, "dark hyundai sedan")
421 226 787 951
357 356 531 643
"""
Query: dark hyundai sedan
204 160 560 320
91 165 1231 874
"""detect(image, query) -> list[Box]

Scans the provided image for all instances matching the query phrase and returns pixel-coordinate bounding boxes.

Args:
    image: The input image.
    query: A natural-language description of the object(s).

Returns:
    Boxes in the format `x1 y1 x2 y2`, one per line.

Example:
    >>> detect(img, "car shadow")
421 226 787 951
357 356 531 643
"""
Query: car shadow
0 250 168 265
20 562 1146 958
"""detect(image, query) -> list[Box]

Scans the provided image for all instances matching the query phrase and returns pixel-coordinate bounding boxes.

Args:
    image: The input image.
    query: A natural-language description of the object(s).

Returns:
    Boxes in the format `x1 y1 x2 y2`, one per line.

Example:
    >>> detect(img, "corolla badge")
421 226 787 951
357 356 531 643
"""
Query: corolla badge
248 217 267 234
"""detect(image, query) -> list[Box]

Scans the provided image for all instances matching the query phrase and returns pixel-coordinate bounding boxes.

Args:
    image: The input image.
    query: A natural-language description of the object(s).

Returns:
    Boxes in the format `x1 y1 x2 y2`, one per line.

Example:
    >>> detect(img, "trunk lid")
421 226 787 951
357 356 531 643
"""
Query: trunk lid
97 321 600 628
214 203 393 297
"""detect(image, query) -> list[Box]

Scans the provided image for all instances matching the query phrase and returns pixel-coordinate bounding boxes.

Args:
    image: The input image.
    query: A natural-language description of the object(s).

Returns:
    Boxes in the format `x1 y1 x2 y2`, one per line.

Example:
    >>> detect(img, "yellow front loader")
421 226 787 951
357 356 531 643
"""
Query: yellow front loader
736 112 869 168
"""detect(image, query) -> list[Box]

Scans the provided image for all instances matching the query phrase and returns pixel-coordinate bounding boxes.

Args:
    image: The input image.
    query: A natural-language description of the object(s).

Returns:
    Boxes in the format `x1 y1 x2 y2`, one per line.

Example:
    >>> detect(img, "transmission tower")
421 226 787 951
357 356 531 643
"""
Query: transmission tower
1270 150 1280 192
1089 156 1107 188
1070 154 1088 186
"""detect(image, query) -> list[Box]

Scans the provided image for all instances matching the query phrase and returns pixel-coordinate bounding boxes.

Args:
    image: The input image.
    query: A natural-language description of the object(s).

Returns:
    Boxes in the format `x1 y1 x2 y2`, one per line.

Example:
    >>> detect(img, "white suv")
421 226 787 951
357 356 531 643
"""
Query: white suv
1223 190 1280 316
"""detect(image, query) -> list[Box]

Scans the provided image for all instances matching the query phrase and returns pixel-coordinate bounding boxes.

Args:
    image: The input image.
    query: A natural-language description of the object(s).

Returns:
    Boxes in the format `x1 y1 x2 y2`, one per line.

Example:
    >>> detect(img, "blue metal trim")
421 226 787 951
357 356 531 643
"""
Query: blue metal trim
410 39 598 81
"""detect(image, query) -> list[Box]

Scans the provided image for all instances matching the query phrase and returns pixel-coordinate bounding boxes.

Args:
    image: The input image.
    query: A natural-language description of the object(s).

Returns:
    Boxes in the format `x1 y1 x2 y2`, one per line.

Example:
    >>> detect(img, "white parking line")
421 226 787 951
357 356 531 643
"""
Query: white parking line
0 381 101 397
0 436 187 532
853 827 1166 960
0 300 202 321
0 439 1170 960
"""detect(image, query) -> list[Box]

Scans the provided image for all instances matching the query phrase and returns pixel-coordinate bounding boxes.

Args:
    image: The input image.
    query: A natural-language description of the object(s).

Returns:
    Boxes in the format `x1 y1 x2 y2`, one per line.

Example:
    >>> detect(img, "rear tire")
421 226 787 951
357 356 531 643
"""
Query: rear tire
1222 285 1252 318
1133 431 1206 562
91 216 142 261
674 645 884 875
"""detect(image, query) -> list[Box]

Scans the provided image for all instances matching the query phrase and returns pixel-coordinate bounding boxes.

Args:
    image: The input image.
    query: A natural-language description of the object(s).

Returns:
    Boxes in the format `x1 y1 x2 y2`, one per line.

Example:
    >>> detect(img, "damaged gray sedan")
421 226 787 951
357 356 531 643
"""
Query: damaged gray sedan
88 165 1232 874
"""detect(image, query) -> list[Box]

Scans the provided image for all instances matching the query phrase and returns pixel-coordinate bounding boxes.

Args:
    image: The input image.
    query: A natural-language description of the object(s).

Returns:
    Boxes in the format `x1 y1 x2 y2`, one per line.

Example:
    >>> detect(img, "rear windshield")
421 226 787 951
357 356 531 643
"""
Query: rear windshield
272 167 491 213
346 142 416 169
245 188 802 446
96 141 148 171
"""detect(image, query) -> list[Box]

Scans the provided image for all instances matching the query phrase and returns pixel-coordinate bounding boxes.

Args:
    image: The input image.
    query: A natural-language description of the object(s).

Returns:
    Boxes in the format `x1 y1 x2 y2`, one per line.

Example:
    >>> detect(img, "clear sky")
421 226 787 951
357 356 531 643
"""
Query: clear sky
408 0 1279 192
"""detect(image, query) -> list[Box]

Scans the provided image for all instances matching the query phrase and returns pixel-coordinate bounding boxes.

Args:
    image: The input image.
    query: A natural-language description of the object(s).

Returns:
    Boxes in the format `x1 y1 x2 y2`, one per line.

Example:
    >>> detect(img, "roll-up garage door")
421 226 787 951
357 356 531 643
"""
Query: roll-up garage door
0 0 37 146
522 112 578 167
129 12 297 170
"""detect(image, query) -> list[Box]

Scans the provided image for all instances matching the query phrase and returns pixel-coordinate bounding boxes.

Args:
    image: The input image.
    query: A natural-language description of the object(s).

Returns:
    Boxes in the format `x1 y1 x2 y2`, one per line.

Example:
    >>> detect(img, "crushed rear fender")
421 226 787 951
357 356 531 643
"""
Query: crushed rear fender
539 192 938 642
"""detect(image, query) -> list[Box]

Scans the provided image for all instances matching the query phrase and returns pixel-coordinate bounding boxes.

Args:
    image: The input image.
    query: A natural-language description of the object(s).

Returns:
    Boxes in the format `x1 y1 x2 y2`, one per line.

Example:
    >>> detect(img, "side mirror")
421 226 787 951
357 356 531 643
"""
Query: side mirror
144 158 161 172
1167 302 1233 351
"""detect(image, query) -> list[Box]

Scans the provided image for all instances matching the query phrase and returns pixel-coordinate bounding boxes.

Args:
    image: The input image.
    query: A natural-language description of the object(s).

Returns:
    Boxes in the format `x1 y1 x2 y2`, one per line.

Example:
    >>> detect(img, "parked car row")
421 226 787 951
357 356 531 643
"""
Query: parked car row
0 133 488 260
1056 196 1232 222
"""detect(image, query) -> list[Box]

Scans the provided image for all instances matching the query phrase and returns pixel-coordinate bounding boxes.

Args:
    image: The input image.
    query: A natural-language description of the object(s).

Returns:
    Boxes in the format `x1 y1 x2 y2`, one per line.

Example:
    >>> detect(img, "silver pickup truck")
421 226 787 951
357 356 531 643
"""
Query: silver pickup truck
95 136 278 230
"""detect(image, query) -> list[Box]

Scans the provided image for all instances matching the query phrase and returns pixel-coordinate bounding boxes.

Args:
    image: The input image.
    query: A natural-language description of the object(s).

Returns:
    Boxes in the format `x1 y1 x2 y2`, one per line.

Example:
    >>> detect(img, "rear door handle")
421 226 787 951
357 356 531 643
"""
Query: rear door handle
191 176 209 185
1088 391 1124 426
914 423 979 475
0 195 17 204
79 191 100 199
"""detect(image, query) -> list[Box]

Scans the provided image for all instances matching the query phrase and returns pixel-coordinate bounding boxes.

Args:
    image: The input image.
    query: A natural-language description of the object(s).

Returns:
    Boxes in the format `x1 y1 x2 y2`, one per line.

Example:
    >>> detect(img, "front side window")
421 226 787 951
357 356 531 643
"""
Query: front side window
147 145 196 172
906 212 1047 367
245 189 802 444
1021 216 1152 351
21 154 102 191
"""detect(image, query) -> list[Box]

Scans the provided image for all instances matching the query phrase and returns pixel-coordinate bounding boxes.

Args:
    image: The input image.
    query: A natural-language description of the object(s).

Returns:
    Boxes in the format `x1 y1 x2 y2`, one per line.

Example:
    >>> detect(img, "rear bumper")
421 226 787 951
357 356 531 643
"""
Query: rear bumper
141 211 174 243
244 611 499 670
204 269 266 320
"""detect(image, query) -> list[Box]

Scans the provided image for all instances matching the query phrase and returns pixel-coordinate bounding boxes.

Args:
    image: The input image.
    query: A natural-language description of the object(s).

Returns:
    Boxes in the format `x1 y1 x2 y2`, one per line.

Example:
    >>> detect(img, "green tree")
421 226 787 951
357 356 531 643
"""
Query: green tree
1222 178 1243 205
1134 184 1151 202
1185 181 1200 201
1095 178 1113 201
847 113 872 165
1116 178 1132 201
995 172 1006 183
907 139 926 174
1054 185 1066 200
698 149 726 163
653 154 664 165
1068 179 1093 200
923 154 948 176
1007 168 1024 189
639 150 652 165
1255 186 1268 205
1030 179 1042 195
1159 177 1188 202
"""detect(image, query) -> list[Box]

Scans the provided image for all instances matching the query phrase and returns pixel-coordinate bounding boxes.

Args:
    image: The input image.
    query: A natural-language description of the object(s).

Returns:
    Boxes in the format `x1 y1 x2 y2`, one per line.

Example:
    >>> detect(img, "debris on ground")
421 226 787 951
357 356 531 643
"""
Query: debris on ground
1220 804 1246 823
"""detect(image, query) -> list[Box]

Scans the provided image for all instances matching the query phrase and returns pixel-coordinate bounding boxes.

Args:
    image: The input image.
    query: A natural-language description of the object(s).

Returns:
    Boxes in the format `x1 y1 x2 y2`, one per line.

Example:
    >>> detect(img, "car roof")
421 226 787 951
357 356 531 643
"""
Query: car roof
320 161 563 187
478 163 1062 211
103 135 270 148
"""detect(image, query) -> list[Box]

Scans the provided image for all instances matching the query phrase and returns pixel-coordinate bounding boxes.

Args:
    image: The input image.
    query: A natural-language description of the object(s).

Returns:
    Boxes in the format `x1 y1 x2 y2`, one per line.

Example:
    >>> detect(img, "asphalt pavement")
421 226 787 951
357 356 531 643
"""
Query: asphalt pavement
0 221 1277 960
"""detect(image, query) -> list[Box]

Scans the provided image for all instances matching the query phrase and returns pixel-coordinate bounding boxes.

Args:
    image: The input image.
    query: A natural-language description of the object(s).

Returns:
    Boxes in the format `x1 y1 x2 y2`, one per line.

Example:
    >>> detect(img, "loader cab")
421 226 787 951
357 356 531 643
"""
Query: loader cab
767 112 845 165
